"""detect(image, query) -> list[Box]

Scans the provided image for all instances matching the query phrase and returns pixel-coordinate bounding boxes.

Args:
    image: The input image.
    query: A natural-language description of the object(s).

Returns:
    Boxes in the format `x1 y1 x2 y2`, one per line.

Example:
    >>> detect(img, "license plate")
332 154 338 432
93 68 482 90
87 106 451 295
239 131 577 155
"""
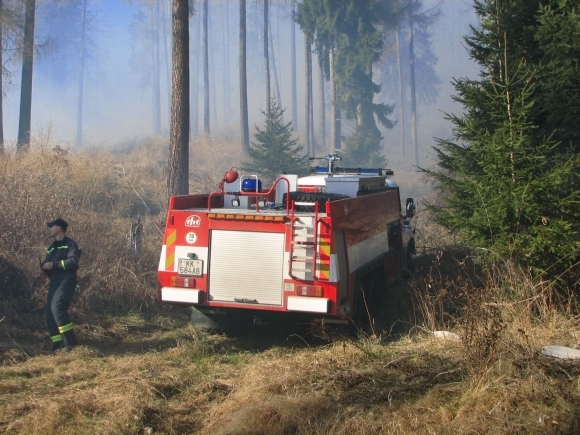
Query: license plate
177 258 203 276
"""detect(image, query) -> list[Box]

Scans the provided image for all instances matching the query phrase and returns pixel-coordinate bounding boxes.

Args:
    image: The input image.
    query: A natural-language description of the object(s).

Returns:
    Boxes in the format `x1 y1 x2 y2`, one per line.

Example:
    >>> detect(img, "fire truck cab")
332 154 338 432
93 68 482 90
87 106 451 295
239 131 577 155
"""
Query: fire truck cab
157 154 415 330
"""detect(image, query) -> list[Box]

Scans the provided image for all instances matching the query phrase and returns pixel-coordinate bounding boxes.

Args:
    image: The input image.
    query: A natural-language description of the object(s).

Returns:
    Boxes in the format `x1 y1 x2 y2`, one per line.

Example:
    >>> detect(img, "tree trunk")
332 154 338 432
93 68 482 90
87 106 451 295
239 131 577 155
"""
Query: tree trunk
75 0 87 147
162 0 171 120
304 34 312 155
17 0 36 152
263 0 270 107
222 1 229 123
168 0 190 197
290 0 297 130
153 0 161 135
210 36 218 128
396 26 405 158
318 56 325 151
0 0 3 154
191 12 200 136
310 59 314 150
268 18 281 110
239 0 249 152
408 13 418 166
329 46 340 151
203 0 210 135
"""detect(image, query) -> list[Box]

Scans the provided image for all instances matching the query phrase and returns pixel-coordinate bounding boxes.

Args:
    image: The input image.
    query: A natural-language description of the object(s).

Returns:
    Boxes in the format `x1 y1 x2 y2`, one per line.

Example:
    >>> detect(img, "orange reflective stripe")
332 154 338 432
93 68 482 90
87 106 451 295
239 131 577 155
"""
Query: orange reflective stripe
165 229 177 271
317 234 332 280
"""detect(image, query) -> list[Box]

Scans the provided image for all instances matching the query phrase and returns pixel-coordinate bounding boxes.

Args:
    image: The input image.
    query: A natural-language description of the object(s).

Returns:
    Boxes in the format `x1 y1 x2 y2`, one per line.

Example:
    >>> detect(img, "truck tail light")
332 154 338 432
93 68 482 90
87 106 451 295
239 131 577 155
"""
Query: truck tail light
296 285 323 297
170 276 196 288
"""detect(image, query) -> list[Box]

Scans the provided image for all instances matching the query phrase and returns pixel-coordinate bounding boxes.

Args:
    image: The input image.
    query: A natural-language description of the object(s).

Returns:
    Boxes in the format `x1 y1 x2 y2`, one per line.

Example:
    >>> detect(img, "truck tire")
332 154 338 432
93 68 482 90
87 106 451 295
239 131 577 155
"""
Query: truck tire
352 266 385 335
225 310 255 336
283 192 349 212
403 239 415 280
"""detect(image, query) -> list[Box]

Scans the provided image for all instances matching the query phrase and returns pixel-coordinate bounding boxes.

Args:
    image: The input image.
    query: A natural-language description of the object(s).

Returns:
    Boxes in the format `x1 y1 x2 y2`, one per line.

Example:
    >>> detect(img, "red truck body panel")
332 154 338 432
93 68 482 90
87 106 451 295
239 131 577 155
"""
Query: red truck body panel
157 167 413 325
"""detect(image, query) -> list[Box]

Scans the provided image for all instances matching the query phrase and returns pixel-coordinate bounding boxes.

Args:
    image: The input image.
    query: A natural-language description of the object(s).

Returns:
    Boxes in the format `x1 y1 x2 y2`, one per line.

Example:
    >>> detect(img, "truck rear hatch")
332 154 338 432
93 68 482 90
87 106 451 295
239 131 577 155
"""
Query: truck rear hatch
208 229 285 306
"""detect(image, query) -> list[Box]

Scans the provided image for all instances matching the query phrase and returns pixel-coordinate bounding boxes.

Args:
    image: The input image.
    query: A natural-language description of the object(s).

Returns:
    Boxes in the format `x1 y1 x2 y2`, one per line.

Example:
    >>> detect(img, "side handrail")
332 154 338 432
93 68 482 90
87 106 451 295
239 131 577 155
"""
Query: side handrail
312 201 319 280
207 177 291 213
289 198 297 276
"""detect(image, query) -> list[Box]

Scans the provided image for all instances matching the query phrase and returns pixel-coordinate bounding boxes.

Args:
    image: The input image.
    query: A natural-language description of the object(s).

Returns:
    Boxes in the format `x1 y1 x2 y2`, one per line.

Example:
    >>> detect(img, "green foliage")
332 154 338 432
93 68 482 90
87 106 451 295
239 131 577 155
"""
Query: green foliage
342 122 385 167
424 0 580 289
295 0 395 166
534 2 580 145
241 98 309 183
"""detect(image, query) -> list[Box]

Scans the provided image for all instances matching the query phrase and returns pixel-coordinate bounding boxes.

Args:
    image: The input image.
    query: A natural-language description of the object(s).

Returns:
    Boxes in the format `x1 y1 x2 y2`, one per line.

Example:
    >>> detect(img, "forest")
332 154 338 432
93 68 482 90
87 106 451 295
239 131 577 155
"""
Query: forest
1 0 580 434
0 0 464 168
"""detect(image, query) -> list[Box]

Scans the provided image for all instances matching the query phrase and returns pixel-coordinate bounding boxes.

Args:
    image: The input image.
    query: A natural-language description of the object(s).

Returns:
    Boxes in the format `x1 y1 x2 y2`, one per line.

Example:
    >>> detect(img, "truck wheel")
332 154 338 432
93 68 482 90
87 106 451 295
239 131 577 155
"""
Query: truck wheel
403 240 415 280
352 267 384 335
225 310 254 336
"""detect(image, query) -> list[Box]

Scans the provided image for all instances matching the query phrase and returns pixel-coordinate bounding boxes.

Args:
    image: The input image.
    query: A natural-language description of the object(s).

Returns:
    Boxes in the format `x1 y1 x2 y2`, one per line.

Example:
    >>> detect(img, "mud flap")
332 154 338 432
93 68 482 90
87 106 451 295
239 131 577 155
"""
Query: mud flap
191 307 227 330
191 307 255 335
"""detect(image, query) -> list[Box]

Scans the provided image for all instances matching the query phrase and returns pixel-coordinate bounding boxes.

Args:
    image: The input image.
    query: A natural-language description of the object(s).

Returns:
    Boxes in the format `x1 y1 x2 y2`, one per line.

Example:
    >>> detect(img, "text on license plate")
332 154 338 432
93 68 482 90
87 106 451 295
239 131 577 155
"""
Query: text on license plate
177 259 203 276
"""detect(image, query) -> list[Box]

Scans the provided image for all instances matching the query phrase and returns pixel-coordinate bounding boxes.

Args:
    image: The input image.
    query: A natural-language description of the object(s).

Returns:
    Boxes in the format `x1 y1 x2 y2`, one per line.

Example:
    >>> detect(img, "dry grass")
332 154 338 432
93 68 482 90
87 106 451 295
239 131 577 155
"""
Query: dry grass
1 141 580 434
1 313 579 434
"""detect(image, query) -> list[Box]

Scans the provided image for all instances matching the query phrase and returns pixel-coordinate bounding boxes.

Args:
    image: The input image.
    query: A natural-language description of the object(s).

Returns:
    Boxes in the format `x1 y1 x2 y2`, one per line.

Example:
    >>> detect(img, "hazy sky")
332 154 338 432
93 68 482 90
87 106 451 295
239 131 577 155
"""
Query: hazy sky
2 0 479 170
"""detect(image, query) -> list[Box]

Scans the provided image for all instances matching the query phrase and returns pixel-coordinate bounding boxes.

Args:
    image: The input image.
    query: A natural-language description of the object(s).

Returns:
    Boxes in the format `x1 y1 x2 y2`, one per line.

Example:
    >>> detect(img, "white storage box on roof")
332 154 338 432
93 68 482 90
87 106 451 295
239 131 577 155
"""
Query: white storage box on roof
325 175 388 197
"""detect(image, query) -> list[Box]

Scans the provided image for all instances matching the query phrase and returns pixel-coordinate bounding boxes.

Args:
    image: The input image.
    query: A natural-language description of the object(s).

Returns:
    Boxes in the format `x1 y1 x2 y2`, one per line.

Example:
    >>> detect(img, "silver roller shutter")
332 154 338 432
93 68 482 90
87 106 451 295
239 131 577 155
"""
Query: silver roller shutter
208 230 285 305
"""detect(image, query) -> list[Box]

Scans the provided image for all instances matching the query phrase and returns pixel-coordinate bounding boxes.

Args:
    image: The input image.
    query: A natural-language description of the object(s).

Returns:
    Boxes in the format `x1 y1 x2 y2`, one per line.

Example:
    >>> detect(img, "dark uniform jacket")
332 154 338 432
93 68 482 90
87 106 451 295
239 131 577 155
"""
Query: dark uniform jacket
42 236 81 278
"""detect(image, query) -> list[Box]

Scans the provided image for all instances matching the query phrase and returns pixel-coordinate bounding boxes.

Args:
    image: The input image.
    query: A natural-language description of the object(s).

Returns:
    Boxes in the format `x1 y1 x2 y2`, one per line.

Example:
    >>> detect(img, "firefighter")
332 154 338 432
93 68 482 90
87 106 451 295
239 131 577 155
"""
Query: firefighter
41 218 81 351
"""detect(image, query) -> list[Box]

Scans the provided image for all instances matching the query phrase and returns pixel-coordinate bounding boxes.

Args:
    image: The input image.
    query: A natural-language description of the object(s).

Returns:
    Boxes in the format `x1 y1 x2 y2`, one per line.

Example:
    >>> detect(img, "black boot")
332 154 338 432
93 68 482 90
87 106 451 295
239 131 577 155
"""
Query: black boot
51 341 63 352
62 330 78 349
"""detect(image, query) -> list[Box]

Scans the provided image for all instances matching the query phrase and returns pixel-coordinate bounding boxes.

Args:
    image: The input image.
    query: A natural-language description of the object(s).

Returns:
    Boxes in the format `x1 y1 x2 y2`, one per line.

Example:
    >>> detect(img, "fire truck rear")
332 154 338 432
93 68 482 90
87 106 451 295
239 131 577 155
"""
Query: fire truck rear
157 154 415 330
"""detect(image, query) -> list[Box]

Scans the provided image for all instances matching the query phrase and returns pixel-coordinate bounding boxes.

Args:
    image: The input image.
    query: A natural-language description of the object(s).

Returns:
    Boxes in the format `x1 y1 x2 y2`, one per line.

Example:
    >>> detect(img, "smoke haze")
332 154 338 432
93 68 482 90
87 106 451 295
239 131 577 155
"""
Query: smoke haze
2 0 479 171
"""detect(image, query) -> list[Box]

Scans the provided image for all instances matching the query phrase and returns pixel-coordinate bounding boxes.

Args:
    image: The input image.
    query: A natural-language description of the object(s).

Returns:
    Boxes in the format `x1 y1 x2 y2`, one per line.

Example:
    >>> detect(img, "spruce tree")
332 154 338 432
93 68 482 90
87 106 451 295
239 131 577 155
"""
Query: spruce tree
242 98 309 183
424 0 580 290
295 0 395 166
533 2 580 147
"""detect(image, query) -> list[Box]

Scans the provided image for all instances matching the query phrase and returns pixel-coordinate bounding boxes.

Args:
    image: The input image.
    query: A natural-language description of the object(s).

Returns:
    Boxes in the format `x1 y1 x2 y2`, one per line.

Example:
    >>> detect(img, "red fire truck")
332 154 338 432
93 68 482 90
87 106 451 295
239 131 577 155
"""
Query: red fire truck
157 154 415 330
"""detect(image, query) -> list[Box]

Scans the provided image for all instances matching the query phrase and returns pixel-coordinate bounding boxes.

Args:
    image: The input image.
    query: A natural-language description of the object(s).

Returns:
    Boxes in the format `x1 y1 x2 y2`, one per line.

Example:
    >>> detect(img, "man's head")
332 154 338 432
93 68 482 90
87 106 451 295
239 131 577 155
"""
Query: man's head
47 218 68 238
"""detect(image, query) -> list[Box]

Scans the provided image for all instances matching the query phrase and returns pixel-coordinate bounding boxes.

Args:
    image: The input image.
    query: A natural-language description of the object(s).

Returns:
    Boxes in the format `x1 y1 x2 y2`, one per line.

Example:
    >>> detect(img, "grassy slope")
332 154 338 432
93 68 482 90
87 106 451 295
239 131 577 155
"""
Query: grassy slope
1 309 579 435
1 142 579 434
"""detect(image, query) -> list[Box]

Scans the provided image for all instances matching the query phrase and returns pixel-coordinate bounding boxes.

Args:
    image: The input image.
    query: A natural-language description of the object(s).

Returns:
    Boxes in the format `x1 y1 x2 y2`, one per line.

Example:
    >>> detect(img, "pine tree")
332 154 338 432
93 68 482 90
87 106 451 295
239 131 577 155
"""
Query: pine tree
424 0 580 289
242 98 309 183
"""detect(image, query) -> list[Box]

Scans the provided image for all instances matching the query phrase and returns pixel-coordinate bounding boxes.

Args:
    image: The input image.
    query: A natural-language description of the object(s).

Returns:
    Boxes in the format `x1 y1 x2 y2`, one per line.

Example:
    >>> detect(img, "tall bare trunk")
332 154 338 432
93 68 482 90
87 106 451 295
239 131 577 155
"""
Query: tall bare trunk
239 0 249 151
263 0 270 107
329 46 335 152
222 1 230 122
203 0 210 135
75 0 87 147
291 0 297 130
162 0 171 117
0 0 3 153
304 34 312 155
318 56 325 151
310 57 314 150
408 13 418 165
268 18 281 110
396 27 405 158
17 0 36 152
153 0 161 135
168 0 190 197
210 36 218 127
191 12 200 136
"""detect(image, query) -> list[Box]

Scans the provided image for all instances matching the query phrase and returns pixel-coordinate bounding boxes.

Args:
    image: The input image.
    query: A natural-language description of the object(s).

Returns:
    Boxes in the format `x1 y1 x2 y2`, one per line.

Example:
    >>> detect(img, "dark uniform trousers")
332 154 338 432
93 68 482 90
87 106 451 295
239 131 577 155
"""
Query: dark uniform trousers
46 273 78 346
43 235 81 349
